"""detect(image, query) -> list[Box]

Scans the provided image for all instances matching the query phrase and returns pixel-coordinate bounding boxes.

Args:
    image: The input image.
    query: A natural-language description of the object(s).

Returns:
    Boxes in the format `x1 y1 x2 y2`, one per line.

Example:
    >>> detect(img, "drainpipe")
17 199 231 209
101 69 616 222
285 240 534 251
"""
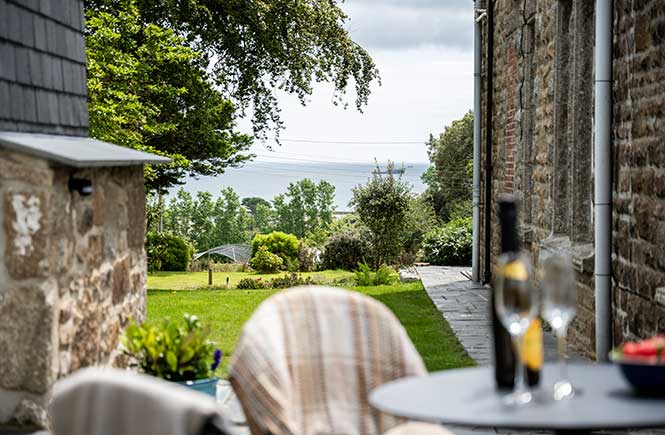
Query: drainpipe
594 0 613 361
483 0 495 284
472 1 484 283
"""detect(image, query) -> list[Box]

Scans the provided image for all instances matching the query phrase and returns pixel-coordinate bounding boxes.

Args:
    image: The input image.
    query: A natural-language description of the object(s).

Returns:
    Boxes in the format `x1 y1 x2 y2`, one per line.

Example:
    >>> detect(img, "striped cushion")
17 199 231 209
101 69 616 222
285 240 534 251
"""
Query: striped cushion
229 286 427 435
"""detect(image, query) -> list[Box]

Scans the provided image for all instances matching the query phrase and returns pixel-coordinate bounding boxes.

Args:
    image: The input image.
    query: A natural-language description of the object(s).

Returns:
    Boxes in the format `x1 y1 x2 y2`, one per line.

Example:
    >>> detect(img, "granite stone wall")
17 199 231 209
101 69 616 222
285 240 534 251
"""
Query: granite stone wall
479 0 665 357
0 0 88 136
0 150 147 428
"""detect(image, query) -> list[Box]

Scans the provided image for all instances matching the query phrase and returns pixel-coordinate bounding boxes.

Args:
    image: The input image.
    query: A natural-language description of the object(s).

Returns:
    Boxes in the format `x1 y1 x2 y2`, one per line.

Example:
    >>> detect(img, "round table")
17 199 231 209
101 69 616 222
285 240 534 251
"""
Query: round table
370 363 665 433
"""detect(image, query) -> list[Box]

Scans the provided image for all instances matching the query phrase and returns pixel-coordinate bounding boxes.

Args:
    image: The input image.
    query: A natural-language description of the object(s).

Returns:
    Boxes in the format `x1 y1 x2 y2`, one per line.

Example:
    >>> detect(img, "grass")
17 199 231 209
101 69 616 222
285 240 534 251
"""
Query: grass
147 269 354 290
146 274 475 376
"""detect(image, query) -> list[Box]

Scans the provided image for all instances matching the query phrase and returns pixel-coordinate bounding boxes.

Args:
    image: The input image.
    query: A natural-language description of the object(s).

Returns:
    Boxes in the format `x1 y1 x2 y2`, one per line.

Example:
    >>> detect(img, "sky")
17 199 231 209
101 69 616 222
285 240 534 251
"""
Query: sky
242 0 475 165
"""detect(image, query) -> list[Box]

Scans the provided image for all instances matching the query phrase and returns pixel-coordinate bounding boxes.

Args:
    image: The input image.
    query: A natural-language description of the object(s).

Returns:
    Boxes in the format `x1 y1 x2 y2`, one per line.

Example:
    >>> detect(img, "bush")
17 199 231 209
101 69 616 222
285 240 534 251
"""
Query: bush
321 230 371 270
269 273 315 289
237 277 270 289
146 232 192 271
353 263 399 286
249 246 284 273
251 231 300 264
189 259 248 272
421 217 472 266
121 314 222 382
298 242 322 272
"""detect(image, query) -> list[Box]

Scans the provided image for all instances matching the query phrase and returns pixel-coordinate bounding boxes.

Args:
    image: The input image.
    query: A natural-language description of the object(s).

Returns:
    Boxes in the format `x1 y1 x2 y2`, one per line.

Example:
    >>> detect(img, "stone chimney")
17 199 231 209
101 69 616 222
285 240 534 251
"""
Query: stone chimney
0 0 169 428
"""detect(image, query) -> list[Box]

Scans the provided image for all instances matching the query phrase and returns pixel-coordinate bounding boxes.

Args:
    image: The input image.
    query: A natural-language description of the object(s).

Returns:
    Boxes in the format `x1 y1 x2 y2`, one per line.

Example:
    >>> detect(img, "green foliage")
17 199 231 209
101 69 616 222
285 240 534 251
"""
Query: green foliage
236 273 315 289
251 232 300 264
401 195 439 265
421 218 473 266
271 179 336 238
121 314 220 381
351 163 412 268
321 227 371 271
249 246 284 273
353 263 399 286
86 1 252 192
268 273 315 289
146 232 192 271
156 187 251 252
422 112 474 221
86 0 379 141
237 277 270 290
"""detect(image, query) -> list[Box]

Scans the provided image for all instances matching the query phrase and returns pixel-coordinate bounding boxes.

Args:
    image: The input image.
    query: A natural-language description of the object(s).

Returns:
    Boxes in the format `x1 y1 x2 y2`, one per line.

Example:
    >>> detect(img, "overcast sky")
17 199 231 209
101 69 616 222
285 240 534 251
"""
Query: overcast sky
244 0 474 164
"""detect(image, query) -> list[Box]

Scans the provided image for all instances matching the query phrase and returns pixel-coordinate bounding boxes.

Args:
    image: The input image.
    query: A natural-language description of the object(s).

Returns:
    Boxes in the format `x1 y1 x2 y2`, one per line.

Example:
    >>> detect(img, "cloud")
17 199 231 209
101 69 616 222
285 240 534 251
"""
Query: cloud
342 1 473 51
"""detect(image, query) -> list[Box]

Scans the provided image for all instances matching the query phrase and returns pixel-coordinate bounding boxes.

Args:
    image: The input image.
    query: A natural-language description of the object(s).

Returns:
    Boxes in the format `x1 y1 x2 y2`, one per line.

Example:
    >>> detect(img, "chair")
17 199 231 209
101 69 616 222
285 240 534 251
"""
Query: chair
50 368 234 435
229 286 453 435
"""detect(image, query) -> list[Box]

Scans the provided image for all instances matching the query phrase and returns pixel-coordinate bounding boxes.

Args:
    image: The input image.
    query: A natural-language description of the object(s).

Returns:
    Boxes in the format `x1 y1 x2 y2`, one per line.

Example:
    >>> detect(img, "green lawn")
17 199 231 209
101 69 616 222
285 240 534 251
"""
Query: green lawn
147 274 474 376
147 269 354 290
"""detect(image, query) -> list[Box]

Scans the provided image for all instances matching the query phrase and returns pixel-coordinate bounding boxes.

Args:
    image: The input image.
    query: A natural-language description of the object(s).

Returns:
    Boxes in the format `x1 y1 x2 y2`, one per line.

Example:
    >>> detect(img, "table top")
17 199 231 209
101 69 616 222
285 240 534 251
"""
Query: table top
370 363 665 431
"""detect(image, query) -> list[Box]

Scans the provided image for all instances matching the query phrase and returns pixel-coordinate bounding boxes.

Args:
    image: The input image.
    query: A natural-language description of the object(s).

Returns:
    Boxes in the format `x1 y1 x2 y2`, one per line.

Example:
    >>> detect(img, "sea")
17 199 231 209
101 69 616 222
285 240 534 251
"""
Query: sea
167 161 430 212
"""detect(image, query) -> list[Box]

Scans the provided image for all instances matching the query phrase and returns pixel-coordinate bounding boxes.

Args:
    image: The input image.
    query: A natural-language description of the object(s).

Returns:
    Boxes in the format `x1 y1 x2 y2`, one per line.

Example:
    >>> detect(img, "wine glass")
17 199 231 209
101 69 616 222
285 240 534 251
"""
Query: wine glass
540 251 577 400
494 252 539 406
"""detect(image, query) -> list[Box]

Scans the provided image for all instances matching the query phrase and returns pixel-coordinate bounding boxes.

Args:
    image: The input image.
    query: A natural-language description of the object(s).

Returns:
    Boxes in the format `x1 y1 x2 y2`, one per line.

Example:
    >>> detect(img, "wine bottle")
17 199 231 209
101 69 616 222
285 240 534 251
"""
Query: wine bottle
492 197 517 389
493 195 543 389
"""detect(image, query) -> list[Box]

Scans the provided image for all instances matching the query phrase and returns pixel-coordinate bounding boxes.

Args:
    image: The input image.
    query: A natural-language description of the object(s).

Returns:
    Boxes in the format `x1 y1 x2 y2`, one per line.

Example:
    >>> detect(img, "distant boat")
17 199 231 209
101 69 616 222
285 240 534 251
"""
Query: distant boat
372 164 413 176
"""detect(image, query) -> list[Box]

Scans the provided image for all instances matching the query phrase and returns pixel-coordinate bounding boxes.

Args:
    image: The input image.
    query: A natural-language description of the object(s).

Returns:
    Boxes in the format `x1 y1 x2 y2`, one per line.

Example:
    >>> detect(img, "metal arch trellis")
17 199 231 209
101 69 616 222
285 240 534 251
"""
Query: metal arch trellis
192 244 252 263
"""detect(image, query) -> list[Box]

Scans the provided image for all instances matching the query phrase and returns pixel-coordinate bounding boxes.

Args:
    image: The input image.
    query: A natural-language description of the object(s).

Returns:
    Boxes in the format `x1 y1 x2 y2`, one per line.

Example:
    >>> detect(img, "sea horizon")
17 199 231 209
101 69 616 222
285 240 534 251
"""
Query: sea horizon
167 160 430 212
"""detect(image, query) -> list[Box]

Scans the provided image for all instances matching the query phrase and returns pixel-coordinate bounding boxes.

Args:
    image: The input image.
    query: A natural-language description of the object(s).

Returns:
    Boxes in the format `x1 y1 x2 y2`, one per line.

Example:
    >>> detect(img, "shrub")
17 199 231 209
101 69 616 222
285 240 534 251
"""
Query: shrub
249 246 284 273
237 277 270 289
298 242 322 272
121 314 221 382
251 231 300 264
321 229 371 271
421 217 472 266
146 232 192 271
353 262 399 286
269 273 315 289
189 259 248 272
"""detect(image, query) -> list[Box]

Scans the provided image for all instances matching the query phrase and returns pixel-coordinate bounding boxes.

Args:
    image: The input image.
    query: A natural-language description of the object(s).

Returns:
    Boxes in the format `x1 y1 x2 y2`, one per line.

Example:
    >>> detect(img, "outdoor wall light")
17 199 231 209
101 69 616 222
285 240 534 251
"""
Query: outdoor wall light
68 177 93 196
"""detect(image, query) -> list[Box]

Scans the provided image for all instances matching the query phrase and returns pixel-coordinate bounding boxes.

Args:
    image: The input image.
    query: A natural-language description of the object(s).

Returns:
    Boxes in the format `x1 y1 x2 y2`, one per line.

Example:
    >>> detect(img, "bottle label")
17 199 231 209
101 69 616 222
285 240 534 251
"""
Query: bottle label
523 318 544 370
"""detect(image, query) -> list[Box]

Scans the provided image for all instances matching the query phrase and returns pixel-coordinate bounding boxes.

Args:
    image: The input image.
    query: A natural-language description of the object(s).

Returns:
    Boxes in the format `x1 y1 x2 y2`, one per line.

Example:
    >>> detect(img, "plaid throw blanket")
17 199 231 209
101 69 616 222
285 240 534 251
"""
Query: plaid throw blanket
229 286 427 435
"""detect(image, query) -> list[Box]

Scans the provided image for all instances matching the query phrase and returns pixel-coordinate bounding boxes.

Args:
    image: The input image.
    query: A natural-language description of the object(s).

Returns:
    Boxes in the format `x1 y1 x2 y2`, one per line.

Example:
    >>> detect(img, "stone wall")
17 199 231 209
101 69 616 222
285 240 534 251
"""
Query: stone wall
612 0 665 342
0 0 88 136
479 0 665 357
0 149 146 428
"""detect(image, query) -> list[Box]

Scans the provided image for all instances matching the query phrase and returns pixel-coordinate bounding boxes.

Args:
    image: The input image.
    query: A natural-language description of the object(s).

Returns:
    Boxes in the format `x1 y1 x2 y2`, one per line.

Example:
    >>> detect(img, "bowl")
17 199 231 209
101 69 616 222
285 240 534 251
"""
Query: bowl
610 351 665 396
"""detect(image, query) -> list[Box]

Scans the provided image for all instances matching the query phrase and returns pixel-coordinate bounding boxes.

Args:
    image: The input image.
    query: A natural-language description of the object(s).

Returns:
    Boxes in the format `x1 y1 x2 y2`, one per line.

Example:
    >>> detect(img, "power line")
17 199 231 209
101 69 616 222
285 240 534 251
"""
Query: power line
275 138 426 145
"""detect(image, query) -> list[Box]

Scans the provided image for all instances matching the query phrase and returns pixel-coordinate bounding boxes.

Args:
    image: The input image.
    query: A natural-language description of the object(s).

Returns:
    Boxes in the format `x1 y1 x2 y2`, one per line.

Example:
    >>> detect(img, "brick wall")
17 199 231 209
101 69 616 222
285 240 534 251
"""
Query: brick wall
0 0 88 135
480 0 665 357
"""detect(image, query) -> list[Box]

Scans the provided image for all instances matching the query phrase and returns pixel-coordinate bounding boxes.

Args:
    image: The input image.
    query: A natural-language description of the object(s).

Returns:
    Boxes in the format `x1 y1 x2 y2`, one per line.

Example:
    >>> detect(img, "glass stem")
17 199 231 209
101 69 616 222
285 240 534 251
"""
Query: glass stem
512 335 528 394
557 328 568 382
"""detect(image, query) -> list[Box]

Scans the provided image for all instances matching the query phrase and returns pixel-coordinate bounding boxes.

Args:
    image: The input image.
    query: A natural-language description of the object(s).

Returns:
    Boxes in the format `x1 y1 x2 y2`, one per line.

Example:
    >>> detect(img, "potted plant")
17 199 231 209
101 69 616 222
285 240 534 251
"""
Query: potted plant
121 314 222 396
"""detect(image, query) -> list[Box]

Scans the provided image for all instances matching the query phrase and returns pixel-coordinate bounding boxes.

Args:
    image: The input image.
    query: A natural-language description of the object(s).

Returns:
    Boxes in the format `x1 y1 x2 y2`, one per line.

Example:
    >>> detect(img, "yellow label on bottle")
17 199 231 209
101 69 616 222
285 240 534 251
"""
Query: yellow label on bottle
503 260 528 281
523 318 544 369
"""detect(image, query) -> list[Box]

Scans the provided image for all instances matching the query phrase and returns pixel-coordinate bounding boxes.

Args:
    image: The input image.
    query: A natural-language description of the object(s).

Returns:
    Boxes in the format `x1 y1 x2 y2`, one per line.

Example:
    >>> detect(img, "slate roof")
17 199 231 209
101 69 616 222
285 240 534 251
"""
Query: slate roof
0 131 171 167
0 0 88 136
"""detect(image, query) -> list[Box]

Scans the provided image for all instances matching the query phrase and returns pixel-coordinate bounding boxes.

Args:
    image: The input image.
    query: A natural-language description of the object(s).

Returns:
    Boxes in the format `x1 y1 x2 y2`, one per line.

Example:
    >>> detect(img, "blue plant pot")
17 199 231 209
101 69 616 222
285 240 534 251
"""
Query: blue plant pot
177 377 218 397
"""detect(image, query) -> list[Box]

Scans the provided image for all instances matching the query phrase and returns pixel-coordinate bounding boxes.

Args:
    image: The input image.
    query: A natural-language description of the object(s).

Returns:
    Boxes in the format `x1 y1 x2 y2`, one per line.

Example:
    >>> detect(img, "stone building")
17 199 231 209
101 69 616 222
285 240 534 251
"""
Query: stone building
0 0 168 428
478 0 665 357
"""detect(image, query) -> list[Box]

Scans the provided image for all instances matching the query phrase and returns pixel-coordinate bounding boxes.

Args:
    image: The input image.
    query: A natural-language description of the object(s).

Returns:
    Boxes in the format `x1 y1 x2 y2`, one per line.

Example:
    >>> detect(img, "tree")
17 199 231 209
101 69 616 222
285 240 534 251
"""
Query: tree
242 197 271 218
422 112 474 221
351 163 411 268
161 187 251 251
85 0 379 141
86 2 253 192
272 179 336 238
